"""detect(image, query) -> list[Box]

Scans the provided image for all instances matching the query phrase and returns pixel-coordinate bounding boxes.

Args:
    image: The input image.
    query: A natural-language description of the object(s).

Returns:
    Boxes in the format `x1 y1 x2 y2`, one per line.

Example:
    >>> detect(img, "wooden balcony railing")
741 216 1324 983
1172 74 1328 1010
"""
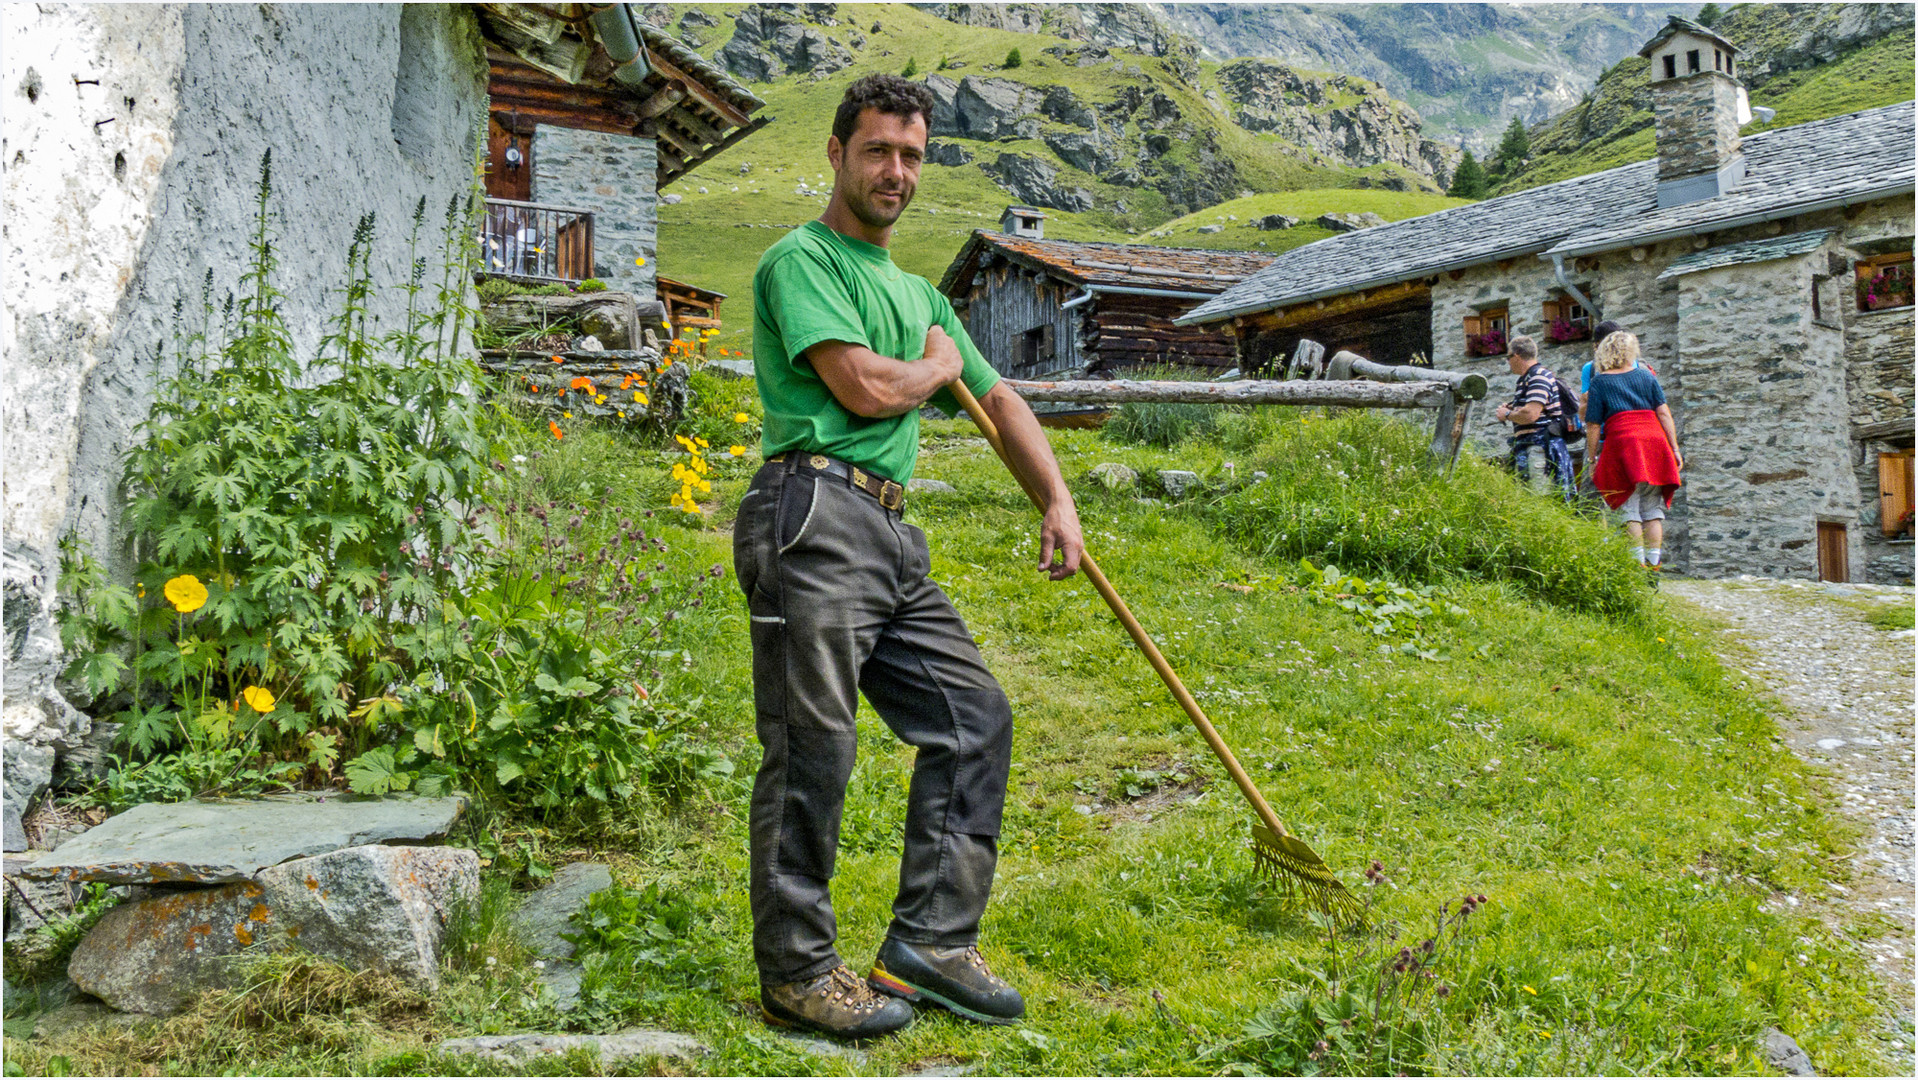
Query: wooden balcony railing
479 198 595 283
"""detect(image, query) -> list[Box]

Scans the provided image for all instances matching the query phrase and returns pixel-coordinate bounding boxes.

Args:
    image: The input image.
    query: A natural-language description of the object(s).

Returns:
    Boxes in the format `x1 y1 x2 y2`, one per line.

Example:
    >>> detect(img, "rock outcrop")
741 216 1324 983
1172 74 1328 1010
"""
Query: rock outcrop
718 5 853 82
1317 211 1387 233
1218 60 1455 184
981 154 1093 213
924 75 1042 141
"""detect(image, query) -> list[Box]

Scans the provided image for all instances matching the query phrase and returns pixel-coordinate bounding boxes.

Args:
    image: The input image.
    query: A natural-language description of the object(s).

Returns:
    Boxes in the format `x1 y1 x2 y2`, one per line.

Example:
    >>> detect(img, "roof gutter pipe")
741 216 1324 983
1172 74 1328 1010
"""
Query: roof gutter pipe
1540 181 1917 259
1076 284 1216 302
1549 253 1601 322
588 4 653 91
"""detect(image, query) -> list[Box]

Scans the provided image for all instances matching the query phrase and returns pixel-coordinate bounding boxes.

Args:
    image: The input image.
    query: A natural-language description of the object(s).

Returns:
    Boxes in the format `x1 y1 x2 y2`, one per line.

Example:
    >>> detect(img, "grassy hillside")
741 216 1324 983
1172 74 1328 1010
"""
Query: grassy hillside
1492 6 1915 195
654 3 1458 348
1143 189 1471 252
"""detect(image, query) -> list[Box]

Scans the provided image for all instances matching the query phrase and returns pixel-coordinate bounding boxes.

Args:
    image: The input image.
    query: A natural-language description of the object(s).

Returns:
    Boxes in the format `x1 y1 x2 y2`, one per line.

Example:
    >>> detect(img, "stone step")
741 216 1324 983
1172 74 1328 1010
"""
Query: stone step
22 794 466 886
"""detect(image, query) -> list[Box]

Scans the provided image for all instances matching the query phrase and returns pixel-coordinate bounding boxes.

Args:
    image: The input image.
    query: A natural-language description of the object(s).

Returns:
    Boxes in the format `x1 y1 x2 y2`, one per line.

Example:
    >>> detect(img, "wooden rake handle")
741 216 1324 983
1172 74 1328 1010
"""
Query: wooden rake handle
946 380 1294 842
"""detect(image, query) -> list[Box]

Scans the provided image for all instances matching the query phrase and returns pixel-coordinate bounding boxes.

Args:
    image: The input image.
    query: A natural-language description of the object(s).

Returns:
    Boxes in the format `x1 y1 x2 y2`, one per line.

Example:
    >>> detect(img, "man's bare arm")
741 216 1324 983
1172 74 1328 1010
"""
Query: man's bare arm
979 381 1084 580
806 327 963 418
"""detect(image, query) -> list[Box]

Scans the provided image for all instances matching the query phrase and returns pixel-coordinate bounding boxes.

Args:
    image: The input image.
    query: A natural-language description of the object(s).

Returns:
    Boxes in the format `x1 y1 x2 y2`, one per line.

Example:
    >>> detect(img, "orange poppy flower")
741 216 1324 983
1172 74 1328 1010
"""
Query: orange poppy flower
570 376 594 390
549 420 564 440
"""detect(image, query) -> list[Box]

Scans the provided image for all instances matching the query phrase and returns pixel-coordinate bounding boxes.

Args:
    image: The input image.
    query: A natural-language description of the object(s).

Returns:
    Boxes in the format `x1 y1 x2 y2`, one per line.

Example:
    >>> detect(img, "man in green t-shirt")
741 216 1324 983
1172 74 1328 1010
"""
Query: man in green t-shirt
735 75 1084 1040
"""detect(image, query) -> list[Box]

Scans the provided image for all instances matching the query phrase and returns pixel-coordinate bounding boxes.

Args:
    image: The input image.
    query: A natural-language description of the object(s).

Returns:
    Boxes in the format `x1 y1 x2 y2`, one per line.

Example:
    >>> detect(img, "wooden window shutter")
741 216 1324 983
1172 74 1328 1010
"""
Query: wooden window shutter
1462 314 1483 336
1039 323 1055 361
1881 450 1915 537
1541 299 1562 325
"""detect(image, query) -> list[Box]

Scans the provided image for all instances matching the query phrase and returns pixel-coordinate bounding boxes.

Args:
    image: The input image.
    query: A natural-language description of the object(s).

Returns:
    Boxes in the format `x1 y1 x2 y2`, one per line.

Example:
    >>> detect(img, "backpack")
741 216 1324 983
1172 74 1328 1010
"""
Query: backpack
1549 374 1585 441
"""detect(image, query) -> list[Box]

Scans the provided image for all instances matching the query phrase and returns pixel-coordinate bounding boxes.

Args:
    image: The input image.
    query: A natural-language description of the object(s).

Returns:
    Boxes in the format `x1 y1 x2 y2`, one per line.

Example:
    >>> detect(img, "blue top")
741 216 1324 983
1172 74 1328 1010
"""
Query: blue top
1585 364 1666 432
1580 361 1593 394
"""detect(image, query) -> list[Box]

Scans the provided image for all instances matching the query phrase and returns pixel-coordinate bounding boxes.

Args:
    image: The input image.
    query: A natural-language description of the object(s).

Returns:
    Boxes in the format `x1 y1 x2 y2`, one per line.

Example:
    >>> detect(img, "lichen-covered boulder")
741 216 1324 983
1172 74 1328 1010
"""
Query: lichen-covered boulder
67 845 477 1014
254 845 477 990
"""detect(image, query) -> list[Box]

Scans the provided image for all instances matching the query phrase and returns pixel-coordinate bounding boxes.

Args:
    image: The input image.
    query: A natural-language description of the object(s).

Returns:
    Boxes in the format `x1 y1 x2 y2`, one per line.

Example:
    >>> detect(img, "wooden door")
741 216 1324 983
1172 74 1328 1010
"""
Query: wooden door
486 114 533 201
1879 450 1914 537
1816 521 1849 582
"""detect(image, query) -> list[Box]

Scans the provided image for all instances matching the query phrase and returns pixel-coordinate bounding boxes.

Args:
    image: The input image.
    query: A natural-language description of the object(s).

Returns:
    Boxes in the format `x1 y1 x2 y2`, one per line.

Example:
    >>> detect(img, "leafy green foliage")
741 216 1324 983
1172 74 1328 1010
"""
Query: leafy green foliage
68 156 492 774
901 56 918 78
1296 559 1471 661
1004 47 1023 69
564 882 728 1021
1697 3 1723 28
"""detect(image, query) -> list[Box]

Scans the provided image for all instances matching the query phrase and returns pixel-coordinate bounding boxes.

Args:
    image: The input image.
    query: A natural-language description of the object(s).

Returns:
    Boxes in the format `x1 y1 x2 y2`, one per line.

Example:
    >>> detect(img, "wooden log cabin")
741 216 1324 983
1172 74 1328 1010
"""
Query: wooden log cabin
936 207 1276 383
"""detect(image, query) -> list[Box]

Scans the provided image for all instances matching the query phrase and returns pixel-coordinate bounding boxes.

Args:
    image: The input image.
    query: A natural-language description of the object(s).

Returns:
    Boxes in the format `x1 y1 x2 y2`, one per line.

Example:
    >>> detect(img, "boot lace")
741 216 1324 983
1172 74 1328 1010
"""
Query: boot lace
817 964 884 1013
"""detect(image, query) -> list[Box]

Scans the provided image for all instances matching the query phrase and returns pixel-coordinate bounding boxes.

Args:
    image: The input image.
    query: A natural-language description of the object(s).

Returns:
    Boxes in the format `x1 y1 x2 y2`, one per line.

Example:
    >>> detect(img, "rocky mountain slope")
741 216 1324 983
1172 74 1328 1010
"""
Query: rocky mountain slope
1496 3 1916 193
666 2 1457 222
913 3 1693 152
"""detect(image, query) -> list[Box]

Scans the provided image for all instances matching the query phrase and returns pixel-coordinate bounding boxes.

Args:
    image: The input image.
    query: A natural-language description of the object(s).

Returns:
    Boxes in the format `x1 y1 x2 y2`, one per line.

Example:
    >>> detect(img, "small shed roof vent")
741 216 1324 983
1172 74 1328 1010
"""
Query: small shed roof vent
1001 205 1046 238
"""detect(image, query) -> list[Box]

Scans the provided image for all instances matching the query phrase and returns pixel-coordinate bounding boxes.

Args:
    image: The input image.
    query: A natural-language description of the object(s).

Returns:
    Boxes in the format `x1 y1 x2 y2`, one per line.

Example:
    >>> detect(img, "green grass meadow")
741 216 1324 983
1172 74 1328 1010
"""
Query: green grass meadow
9 395 1902 1075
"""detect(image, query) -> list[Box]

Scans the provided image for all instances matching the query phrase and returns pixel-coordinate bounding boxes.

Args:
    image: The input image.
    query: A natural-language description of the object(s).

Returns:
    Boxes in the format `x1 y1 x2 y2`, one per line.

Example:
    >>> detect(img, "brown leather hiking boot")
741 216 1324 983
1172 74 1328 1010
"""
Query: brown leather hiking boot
761 964 915 1040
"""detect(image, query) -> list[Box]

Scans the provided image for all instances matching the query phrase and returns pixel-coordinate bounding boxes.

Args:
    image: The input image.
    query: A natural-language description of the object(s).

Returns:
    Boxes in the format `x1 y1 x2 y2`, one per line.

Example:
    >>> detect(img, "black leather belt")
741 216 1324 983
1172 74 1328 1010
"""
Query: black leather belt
768 452 907 512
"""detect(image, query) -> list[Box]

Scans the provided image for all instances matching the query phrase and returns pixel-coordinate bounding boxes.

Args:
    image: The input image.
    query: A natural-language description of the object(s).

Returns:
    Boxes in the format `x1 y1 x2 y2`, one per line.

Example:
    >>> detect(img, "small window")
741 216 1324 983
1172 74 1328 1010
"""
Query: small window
1663 54 1677 79
1463 306 1509 358
1727 56 1735 77
1857 252 1914 312
1018 324 1054 374
1714 49 1722 72
1687 49 1701 73
1542 296 1592 344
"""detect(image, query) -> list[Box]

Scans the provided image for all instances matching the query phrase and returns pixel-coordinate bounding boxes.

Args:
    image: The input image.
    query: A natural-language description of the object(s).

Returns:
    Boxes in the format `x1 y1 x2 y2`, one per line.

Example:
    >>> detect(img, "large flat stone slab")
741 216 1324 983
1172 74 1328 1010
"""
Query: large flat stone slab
438 1030 707 1068
22 794 465 885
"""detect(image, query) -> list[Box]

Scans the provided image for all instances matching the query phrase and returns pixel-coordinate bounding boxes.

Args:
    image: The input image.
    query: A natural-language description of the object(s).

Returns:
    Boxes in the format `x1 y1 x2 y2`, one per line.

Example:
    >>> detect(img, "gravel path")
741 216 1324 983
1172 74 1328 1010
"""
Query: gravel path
1663 576 1914 1053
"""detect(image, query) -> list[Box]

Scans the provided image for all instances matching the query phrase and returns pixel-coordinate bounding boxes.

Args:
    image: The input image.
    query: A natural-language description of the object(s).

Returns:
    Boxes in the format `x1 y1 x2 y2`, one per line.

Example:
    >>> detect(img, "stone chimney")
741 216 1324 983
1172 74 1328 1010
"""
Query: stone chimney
1639 16 1749 208
1000 205 1045 239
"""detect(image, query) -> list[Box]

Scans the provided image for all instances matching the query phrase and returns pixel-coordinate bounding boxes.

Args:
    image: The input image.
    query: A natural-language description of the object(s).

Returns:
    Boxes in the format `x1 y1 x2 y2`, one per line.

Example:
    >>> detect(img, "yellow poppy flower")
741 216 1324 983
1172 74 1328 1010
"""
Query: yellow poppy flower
733 412 750 423
635 256 647 267
729 445 745 456
241 686 276 714
634 391 648 404
163 575 208 613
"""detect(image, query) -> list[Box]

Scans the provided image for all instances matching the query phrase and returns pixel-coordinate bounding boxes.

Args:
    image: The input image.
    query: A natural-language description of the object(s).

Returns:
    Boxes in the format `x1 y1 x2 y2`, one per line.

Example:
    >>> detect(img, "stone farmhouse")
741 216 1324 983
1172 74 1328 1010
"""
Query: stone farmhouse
1 4 764 848
938 207 1275 383
1181 18 1915 585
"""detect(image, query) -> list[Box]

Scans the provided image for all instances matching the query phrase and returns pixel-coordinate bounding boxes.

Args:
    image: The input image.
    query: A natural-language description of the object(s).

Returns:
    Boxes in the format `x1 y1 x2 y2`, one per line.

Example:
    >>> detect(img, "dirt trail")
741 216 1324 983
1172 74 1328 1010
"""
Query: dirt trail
1663 576 1914 1060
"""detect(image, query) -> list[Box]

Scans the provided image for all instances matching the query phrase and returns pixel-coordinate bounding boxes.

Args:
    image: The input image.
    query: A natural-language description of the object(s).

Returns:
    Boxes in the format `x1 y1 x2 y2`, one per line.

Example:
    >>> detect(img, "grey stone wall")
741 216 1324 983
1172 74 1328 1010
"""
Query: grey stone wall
2 3 487 843
531 127 657 295
1841 198 1917 582
1652 70 1742 182
1675 248 1861 579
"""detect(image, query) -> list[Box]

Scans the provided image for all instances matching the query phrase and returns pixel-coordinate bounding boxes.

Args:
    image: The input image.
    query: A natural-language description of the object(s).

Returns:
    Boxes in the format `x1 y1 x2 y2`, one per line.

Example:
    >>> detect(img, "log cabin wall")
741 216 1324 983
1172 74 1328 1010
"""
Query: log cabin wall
1085 294 1239 377
960 262 1083 380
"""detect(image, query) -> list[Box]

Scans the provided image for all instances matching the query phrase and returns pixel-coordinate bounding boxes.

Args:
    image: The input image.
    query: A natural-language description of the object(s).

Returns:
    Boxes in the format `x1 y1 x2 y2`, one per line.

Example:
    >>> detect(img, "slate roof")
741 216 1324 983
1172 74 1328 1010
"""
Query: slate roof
938 230 1276 298
1638 15 1741 58
1179 101 1915 326
1656 228 1833 279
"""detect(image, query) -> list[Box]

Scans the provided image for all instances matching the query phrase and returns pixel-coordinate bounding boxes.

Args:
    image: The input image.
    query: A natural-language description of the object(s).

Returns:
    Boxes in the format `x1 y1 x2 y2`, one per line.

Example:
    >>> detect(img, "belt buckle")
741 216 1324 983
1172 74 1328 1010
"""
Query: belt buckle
879 480 905 511
810 454 829 470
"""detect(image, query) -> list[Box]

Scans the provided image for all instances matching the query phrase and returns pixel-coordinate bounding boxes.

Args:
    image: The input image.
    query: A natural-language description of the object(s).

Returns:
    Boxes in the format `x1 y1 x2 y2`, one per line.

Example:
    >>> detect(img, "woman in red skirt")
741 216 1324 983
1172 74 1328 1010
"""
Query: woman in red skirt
1585 331 1683 567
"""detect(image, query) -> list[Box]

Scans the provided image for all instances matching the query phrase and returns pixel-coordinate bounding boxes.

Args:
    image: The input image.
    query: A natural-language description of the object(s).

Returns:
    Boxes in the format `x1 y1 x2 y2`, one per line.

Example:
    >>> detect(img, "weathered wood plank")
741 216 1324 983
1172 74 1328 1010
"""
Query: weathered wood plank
1004 378 1452 408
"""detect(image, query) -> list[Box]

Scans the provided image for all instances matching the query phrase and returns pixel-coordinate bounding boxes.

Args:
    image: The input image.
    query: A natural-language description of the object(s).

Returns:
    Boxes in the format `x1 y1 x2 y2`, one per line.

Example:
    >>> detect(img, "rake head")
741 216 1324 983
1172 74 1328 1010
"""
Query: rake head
1252 822 1366 927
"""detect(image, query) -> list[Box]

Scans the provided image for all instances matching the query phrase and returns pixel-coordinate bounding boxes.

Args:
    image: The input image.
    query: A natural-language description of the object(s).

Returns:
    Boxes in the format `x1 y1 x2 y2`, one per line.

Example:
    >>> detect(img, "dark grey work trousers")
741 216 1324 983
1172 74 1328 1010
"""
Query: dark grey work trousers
732 456 1014 985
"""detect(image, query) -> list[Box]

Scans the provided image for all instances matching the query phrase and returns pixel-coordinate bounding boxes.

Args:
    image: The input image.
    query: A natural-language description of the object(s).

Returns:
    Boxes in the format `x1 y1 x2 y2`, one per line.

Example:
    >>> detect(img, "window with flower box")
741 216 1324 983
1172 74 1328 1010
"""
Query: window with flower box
1541 295 1592 344
1463 306 1509 357
1856 252 1914 312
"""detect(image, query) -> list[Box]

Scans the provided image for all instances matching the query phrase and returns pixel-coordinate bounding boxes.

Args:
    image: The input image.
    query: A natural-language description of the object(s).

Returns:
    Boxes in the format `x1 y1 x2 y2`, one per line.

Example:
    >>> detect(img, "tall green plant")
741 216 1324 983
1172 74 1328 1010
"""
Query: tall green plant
64 153 493 769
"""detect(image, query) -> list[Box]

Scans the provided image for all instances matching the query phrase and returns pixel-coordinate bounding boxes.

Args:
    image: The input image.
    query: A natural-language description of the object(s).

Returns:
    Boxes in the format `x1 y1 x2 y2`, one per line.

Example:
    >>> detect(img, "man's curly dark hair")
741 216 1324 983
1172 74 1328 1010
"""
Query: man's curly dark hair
831 74 936 145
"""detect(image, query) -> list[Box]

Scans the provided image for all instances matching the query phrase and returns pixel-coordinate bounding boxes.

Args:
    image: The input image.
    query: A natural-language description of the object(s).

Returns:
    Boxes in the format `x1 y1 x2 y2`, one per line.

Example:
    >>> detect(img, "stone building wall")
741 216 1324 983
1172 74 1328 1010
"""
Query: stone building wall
1840 197 1917 583
531 127 658 296
1 3 488 846
1673 247 1861 579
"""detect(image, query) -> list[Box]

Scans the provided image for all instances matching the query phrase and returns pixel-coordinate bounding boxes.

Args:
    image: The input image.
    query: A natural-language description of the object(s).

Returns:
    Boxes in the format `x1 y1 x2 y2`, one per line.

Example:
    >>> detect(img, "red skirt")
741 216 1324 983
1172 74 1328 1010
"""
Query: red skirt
1592 409 1681 509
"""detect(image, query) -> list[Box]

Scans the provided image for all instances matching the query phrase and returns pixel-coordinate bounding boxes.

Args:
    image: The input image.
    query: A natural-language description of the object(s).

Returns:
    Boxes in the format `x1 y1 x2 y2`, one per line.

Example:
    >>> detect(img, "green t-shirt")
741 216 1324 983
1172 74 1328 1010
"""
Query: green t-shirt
752 219 1000 484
